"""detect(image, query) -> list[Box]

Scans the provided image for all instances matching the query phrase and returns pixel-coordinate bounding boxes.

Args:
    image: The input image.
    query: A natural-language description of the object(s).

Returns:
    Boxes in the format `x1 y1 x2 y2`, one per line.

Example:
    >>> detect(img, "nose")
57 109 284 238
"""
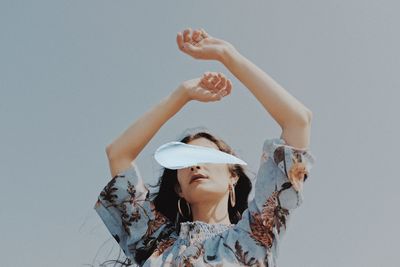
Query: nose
190 165 201 171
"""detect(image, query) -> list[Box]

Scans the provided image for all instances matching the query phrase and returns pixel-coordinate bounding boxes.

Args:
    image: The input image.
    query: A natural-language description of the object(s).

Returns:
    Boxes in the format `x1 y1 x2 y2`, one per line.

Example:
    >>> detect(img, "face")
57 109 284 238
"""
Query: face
176 137 238 204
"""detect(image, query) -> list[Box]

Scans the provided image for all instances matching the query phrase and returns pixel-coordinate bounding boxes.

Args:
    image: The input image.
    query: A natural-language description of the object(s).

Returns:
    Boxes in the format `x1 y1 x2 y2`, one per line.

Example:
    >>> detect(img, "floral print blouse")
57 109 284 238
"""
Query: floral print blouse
94 137 316 266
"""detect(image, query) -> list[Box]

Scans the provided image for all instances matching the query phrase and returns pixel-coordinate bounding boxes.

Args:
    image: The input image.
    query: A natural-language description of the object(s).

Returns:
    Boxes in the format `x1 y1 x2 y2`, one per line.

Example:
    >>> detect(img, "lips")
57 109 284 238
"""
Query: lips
190 173 209 183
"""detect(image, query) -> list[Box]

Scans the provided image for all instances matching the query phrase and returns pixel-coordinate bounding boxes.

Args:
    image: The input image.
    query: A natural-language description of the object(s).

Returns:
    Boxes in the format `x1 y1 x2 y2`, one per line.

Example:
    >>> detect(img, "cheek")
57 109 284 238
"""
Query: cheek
177 170 187 183
210 166 231 186
177 171 189 191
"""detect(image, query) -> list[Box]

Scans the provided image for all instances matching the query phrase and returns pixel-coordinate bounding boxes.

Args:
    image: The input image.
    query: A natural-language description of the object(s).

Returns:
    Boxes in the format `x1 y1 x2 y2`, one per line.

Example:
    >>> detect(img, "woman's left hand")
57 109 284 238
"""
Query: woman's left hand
176 27 235 62
179 71 232 103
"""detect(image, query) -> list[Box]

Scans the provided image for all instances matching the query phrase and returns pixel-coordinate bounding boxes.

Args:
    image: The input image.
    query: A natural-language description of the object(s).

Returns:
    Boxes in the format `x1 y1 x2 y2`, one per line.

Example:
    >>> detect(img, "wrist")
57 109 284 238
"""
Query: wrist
219 44 239 67
174 85 192 103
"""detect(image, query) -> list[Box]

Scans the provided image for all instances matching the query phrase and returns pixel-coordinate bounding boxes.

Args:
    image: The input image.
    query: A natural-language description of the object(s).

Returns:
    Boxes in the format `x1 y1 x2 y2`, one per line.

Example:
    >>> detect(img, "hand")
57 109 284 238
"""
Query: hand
180 72 232 103
176 28 236 62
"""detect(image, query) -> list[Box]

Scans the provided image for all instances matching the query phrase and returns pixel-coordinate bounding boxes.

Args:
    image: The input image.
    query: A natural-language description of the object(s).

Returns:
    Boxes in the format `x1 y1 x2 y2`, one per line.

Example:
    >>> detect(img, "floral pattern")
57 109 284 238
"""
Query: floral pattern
152 237 177 257
94 137 315 266
223 241 260 266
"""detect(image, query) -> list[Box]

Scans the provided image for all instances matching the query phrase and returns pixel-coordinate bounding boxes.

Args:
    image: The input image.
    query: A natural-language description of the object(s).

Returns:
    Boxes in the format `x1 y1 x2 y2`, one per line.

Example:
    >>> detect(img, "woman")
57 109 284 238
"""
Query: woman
94 28 316 266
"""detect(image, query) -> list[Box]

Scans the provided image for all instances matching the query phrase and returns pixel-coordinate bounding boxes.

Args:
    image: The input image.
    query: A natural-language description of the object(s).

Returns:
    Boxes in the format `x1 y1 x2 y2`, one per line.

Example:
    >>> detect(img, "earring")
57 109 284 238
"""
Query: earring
229 184 236 207
177 197 191 217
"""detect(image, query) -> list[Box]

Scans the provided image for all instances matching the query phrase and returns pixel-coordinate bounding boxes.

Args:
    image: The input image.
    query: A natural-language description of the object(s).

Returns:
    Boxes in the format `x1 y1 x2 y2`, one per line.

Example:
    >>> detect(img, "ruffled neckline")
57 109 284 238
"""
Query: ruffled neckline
178 220 234 245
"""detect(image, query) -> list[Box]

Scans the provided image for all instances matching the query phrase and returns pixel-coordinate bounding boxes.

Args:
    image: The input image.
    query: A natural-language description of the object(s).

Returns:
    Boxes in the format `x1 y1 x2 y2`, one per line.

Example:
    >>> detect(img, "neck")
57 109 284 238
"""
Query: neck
190 192 231 225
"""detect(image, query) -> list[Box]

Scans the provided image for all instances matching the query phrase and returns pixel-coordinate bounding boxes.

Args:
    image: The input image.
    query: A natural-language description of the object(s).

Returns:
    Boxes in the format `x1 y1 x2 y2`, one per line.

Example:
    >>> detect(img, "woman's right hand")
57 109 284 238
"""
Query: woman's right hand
180 72 232 103
176 28 235 62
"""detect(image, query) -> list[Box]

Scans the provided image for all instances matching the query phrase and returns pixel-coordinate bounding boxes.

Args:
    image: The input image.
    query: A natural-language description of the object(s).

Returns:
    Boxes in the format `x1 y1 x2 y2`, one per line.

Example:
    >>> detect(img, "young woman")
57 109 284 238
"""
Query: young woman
94 28 315 266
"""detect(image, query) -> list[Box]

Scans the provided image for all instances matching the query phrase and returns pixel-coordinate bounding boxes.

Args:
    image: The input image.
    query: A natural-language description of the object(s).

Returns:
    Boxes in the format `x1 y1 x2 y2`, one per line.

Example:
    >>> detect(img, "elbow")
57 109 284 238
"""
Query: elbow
280 109 312 129
296 109 313 127
105 144 137 162
291 109 313 127
305 109 313 124
105 144 116 160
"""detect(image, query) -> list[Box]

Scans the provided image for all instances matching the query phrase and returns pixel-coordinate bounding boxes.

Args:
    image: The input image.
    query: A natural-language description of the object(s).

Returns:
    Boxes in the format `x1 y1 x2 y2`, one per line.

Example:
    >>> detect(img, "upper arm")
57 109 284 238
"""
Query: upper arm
105 144 139 178
107 157 137 178
280 122 312 150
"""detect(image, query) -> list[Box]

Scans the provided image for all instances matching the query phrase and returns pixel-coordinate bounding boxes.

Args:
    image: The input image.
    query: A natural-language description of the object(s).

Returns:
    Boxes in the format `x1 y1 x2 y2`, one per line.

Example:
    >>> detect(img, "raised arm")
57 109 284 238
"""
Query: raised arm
105 87 188 177
105 73 232 177
177 28 312 149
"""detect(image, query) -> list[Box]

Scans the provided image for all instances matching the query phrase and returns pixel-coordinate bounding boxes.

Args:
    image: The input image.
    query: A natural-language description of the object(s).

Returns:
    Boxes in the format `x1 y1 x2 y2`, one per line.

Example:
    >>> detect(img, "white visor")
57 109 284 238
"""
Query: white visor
154 141 247 170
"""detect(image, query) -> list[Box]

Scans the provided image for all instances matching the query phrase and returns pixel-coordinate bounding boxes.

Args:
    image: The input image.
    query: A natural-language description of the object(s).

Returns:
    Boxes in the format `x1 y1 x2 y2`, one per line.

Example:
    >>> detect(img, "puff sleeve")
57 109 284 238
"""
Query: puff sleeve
257 137 315 210
94 163 175 266
236 137 316 253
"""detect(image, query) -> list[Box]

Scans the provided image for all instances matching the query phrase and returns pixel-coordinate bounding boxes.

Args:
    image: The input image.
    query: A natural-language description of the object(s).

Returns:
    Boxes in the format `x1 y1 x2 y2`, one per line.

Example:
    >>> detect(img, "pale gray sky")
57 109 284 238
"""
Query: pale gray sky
1 1 399 266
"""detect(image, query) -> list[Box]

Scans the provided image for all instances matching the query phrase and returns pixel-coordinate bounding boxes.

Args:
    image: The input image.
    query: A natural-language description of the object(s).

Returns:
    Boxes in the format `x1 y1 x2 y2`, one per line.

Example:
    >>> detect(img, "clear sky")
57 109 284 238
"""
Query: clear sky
1 1 399 266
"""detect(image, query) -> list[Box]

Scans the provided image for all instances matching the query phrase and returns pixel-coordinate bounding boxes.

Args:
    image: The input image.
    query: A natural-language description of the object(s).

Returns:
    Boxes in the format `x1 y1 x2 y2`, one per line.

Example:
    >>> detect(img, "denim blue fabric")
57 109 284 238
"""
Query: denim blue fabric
94 137 316 266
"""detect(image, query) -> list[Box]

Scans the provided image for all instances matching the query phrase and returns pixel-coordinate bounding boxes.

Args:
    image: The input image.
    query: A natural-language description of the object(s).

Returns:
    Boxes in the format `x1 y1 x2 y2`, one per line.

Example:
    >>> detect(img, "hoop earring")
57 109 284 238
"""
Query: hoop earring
229 184 236 207
178 198 191 217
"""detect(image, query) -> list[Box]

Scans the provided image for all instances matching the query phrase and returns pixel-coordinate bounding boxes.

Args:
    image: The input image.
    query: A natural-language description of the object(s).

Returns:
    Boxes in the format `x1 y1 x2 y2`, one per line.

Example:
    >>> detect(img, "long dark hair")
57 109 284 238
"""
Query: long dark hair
148 131 253 232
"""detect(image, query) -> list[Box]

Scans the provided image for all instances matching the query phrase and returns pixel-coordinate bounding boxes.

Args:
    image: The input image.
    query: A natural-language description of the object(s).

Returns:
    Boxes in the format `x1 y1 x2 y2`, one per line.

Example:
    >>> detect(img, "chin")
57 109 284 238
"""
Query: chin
188 186 226 201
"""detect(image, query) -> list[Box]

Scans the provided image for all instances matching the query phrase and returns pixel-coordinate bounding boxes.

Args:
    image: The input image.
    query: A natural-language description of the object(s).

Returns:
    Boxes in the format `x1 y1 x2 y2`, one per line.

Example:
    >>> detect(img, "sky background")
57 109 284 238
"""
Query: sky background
1 1 399 266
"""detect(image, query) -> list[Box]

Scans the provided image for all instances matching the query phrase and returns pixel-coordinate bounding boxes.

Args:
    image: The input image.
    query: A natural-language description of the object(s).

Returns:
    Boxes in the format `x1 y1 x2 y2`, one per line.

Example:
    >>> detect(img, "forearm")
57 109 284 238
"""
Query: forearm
106 86 190 161
220 47 312 128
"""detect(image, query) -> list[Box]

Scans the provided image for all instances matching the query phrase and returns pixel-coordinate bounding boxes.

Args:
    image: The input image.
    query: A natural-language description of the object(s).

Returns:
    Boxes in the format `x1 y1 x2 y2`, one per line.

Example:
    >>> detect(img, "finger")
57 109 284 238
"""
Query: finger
199 88 212 95
201 78 214 91
199 80 208 89
201 88 220 101
225 79 233 95
216 76 226 90
204 75 215 87
203 77 219 92
200 74 210 84
212 73 222 85
207 91 221 101
216 73 226 84
177 32 184 50
200 76 215 90
206 72 217 79
183 28 192 42
200 74 211 84
193 30 201 42
183 28 192 43
214 76 224 89
182 42 201 55
210 75 220 86
199 28 209 38
219 80 230 96
202 72 212 78
213 93 222 100
205 72 216 82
